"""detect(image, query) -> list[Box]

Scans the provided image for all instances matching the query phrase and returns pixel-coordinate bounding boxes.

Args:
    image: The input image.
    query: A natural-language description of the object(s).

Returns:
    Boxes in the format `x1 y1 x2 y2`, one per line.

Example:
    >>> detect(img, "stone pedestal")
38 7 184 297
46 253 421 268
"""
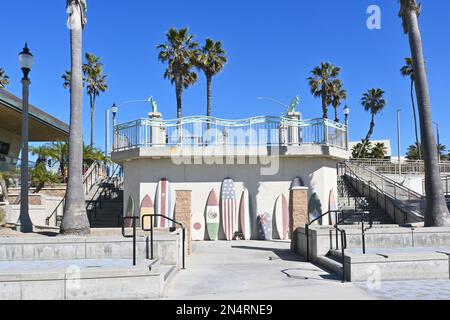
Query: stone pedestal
287 112 301 145
289 186 309 251
175 190 192 255
148 112 166 146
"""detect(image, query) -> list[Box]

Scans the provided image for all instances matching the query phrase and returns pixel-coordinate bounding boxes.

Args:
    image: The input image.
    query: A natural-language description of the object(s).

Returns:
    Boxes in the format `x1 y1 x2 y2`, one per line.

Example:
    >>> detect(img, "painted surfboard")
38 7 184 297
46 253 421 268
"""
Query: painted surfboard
154 178 175 228
239 189 251 240
221 178 237 241
308 193 323 225
124 196 135 228
274 194 290 240
290 177 305 189
205 189 220 241
328 188 338 225
140 195 154 230
257 212 273 240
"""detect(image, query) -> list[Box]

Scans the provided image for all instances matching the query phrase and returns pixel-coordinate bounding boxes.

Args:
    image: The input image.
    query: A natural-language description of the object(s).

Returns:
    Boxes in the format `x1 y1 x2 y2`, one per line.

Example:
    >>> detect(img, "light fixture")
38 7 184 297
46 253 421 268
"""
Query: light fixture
18 43 34 78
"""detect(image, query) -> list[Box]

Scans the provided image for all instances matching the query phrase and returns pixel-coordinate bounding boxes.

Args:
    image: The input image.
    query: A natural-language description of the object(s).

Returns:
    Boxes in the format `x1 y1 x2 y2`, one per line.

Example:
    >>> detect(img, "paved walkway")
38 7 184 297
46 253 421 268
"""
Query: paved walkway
163 240 374 300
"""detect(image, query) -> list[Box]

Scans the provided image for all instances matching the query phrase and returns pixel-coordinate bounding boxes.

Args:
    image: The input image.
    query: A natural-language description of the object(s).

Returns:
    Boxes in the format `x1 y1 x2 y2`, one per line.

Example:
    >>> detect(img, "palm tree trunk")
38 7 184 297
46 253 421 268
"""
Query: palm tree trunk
322 91 328 119
61 15 90 235
334 106 339 123
357 114 375 158
410 78 421 160
403 4 450 226
90 94 95 147
176 77 183 143
206 75 212 118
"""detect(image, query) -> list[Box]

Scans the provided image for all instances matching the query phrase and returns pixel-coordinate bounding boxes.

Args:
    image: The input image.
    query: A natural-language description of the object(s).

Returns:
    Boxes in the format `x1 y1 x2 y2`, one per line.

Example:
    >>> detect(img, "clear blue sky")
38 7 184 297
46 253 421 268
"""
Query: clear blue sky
2 0 449 156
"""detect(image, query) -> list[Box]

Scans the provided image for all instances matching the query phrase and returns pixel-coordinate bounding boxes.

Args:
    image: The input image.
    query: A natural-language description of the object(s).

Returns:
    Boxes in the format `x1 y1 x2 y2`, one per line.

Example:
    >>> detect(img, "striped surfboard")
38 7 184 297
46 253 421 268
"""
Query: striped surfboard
155 178 175 228
140 194 154 230
221 179 237 241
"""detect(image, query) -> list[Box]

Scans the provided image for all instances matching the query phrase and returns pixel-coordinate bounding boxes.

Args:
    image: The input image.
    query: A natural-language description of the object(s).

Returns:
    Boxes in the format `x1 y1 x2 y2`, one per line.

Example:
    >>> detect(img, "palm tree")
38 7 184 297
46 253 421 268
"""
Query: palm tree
196 38 228 119
399 0 450 226
61 0 90 235
0 68 9 88
406 143 422 160
400 57 421 159
307 62 342 119
83 53 108 147
157 28 199 122
329 79 347 122
357 89 386 158
46 142 69 182
352 140 373 159
371 142 387 159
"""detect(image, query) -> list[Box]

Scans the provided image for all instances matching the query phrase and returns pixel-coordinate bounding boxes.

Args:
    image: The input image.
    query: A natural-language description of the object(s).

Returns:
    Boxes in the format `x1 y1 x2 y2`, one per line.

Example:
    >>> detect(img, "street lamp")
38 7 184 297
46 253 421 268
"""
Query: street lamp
433 121 441 163
18 43 34 233
344 105 350 150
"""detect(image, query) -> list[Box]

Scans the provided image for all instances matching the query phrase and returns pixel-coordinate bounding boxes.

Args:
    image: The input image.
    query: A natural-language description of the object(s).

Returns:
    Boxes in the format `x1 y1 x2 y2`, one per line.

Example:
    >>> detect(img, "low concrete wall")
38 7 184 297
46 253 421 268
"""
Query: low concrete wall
296 226 450 261
345 252 450 281
0 233 182 267
0 267 165 300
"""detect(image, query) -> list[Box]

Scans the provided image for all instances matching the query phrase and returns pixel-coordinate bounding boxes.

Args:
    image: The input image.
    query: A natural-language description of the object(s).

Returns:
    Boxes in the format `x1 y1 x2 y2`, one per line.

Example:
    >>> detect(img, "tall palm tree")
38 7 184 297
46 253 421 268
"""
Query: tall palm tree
358 89 386 158
0 68 9 88
61 0 90 235
83 53 108 147
329 79 347 122
157 28 199 122
196 38 228 119
47 141 69 182
400 57 421 159
307 62 341 119
399 0 450 226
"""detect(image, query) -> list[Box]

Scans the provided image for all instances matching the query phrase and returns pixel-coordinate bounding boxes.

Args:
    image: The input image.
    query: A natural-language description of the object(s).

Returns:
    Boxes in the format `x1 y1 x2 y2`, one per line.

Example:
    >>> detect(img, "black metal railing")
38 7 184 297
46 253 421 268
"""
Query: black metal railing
305 209 372 283
141 214 186 270
121 216 139 266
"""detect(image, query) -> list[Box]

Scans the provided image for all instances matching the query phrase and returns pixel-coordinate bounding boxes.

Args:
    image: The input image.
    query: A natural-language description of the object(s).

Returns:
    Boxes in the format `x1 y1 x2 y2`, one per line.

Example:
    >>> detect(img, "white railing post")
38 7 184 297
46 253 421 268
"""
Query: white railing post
287 112 300 145
149 111 163 147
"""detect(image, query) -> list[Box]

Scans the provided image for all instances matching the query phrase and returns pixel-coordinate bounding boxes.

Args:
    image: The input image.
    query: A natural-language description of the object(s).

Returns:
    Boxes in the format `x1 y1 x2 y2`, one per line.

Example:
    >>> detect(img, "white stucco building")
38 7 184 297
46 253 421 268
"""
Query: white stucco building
111 112 349 240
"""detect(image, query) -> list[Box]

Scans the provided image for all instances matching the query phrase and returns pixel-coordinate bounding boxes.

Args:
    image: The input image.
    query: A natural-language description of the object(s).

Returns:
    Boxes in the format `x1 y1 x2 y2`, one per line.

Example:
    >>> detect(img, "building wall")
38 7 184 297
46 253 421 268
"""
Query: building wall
0 127 21 171
123 156 339 240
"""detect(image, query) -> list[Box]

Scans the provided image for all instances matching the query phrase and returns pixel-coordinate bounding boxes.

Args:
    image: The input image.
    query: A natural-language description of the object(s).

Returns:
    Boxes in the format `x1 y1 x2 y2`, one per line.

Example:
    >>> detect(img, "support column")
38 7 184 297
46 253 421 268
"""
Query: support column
290 186 309 252
175 190 192 255
287 112 300 145
149 112 165 146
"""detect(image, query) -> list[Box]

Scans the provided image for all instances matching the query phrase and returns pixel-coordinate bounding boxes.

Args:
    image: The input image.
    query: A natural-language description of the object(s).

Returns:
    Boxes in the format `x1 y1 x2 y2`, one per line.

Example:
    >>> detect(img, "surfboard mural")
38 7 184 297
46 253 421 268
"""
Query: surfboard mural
140 194 154 230
154 178 175 228
124 195 135 228
221 178 237 241
328 188 338 225
274 194 289 240
257 212 273 240
308 192 323 225
239 188 252 240
205 189 220 241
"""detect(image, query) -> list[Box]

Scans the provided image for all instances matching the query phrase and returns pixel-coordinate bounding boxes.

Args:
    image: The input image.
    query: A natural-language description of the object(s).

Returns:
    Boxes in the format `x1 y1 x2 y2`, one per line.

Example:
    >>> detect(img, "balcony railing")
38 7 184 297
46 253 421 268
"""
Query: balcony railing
112 116 348 152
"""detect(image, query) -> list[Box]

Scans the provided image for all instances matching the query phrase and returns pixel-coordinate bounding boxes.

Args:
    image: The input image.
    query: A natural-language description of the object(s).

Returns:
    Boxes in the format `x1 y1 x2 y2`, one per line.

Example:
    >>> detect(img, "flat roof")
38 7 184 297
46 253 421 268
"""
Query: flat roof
0 88 69 141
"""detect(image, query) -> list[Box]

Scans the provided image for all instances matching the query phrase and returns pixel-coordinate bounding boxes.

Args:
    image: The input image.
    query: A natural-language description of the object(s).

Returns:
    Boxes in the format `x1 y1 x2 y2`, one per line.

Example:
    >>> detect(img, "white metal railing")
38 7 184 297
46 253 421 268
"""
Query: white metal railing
350 158 450 175
112 116 347 152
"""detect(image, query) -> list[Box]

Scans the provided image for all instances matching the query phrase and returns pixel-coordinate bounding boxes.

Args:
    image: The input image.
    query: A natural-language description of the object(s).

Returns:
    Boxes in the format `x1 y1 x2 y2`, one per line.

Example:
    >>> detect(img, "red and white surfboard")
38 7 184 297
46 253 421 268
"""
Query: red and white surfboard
155 178 175 228
221 179 237 241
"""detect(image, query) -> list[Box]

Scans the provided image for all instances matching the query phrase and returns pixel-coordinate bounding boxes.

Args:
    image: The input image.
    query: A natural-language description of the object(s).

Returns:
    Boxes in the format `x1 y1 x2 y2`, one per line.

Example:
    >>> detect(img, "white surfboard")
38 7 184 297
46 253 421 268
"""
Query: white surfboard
274 194 289 240
239 189 251 240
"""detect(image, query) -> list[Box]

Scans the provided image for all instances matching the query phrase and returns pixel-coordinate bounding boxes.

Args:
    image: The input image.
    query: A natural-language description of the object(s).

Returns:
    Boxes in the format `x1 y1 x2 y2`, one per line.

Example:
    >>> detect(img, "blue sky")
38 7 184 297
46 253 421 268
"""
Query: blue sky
2 0 449 156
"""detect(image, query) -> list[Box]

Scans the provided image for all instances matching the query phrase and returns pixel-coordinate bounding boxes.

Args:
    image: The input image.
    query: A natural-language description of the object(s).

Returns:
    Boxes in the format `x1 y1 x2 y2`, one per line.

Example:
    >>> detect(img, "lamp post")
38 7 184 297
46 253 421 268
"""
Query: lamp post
397 109 402 175
344 105 350 151
433 121 441 163
18 43 34 233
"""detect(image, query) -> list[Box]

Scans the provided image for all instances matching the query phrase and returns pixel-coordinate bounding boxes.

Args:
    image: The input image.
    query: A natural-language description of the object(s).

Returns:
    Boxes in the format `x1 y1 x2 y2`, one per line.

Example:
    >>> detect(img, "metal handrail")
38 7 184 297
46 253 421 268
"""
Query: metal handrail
121 216 139 266
304 209 372 283
45 160 105 226
341 162 424 223
141 214 186 270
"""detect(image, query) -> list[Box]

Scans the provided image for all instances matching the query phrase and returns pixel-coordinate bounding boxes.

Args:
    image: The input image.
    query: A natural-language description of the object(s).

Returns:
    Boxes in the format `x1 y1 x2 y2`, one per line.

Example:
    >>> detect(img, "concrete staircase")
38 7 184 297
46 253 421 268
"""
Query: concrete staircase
87 181 124 228
338 176 394 225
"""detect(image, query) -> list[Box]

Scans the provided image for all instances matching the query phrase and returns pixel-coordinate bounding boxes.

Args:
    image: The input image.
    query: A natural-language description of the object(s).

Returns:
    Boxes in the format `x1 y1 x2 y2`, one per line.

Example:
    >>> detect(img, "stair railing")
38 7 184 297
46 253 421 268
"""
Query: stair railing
340 162 424 224
305 209 372 283
140 214 186 270
45 160 105 226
